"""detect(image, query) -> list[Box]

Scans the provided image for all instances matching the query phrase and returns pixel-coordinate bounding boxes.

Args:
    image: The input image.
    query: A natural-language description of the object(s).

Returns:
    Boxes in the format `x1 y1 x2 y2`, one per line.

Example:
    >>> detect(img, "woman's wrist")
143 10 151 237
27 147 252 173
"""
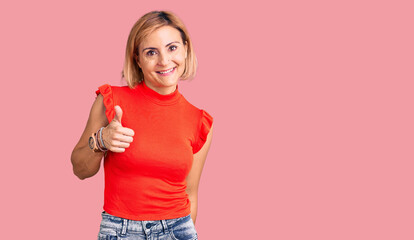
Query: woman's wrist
99 127 108 151
96 127 108 152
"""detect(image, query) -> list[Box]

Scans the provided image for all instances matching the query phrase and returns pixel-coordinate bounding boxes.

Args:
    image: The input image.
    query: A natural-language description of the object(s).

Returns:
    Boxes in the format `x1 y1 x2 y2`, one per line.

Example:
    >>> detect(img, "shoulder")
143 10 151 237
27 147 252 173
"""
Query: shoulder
179 95 213 126
180 95 201 112
96 84 130 96
183 95 213 154
106 84 130 92
179 95 210 119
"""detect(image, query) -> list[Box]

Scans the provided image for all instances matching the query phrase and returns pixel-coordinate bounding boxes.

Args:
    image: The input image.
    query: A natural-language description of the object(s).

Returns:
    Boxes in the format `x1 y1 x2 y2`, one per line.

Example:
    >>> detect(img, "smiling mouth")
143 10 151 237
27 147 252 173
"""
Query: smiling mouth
156 67 176 74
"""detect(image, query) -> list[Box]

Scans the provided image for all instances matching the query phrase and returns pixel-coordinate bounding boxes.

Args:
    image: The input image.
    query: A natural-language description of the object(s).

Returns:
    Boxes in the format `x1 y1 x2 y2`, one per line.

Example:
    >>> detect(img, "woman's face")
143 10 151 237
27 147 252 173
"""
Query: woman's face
137 26 188 95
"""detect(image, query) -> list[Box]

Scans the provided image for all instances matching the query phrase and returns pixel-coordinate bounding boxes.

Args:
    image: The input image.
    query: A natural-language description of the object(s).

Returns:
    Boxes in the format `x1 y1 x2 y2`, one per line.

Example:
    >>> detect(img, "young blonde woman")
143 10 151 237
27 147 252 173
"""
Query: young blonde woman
71 11 213 240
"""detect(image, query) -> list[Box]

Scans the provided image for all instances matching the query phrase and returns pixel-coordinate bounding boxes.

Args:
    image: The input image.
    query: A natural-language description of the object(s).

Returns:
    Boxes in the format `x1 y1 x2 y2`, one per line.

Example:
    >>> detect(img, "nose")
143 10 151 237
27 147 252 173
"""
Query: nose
158 52 171 66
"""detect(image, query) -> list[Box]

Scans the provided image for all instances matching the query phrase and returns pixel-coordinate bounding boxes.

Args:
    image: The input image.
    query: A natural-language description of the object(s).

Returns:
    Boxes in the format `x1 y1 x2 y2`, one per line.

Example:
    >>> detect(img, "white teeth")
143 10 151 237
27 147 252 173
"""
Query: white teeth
158 68 174 74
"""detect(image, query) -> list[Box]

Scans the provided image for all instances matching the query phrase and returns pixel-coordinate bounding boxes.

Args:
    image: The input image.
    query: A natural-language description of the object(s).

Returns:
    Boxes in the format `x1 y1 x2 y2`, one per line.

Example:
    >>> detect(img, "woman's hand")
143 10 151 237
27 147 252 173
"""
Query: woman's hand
102 105 135 153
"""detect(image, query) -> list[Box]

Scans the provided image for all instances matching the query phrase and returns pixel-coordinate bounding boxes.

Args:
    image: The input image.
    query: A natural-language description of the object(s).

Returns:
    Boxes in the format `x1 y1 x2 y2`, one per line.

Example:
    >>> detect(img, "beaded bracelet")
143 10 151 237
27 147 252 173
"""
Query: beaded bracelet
96 127 108 152
99 127 108 149
95 129 105 152
98 127 108 152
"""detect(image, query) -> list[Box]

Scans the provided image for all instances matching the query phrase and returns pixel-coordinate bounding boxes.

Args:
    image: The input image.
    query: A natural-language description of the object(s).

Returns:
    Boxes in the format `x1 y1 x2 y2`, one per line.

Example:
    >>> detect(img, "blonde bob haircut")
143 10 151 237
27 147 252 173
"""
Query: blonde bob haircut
122 11 197 88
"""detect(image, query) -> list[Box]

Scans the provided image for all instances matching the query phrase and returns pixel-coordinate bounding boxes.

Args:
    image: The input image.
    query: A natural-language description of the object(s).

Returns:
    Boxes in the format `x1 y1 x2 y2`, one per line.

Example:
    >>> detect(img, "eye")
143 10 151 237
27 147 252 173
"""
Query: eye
146 50 157 56
169 45 177 51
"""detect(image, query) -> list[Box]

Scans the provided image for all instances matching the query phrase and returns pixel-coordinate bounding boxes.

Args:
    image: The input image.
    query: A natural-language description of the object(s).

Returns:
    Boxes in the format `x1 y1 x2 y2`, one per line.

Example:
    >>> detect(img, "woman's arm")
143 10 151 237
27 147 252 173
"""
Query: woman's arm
186 124 214 225
71 94 109 180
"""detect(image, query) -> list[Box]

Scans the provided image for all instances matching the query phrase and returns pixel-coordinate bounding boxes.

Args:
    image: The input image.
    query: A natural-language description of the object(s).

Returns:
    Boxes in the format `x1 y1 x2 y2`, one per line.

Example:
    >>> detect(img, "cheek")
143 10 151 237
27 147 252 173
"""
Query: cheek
140 59 156 73
174 53 186 66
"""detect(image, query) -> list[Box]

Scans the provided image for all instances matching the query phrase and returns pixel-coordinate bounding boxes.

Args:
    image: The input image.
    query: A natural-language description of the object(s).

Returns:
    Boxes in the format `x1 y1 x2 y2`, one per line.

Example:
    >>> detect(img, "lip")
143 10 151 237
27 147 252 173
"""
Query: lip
156 67 176 76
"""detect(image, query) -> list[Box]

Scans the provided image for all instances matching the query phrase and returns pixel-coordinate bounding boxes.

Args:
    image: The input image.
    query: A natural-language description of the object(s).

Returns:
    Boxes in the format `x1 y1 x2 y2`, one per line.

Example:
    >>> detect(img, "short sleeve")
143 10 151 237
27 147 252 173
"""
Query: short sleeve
95 84 115 123
192 109 214 154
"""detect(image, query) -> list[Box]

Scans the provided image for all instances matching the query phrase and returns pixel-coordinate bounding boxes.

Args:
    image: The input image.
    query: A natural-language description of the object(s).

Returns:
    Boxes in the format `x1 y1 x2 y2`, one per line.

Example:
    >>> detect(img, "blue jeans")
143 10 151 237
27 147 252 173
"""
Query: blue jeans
98 211 198 240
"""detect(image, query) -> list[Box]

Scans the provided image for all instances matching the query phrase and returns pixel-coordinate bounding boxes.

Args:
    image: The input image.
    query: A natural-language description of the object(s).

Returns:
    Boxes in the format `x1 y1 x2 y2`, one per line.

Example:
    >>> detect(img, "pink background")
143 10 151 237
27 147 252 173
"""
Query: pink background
1 0 413 239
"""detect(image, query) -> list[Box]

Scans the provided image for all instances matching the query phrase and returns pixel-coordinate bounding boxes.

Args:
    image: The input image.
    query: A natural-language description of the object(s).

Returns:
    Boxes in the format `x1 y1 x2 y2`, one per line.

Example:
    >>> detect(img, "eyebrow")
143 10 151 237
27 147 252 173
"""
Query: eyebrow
142 41 181 53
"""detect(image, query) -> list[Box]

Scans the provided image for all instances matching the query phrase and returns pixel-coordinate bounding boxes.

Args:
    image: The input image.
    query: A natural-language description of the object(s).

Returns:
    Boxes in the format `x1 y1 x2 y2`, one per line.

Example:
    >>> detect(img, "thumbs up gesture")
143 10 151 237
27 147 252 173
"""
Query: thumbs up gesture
102 105 135 153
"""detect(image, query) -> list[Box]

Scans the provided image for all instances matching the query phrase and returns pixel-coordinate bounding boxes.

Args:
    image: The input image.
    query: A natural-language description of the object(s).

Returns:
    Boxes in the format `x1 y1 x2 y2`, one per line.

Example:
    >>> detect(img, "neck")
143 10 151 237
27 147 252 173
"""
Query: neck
143 81 177 95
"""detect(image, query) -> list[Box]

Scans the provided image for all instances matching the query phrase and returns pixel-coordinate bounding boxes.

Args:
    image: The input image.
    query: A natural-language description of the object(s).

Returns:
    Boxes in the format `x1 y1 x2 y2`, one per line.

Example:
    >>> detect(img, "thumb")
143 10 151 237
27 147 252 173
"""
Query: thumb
113 105 123 125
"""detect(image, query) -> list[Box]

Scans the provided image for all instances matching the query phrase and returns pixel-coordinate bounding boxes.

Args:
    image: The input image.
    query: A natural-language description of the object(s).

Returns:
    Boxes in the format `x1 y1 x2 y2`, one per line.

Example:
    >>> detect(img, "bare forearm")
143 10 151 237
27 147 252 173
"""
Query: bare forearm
188 194 198 225
71 145 104 180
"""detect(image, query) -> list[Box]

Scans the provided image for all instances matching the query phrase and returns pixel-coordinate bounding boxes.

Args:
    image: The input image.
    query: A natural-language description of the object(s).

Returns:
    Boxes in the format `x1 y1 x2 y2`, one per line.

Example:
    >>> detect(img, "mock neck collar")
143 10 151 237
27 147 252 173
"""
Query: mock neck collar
136 81 181 105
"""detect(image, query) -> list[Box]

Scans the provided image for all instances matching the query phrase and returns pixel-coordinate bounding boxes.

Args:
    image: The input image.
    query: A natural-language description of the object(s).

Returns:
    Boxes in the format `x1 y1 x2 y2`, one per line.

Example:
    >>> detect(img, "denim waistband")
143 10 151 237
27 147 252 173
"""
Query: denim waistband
100 211 191 236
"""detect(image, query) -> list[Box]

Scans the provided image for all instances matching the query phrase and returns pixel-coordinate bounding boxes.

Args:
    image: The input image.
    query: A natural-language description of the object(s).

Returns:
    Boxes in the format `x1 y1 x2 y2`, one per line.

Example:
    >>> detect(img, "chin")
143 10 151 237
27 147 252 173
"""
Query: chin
155 75 181 85
159 77 178 84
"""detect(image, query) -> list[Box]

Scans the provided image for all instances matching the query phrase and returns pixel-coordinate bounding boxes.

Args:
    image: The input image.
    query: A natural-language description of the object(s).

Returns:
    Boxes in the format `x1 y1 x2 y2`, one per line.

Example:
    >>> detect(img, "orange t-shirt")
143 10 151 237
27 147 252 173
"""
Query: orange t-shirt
95 81 213 221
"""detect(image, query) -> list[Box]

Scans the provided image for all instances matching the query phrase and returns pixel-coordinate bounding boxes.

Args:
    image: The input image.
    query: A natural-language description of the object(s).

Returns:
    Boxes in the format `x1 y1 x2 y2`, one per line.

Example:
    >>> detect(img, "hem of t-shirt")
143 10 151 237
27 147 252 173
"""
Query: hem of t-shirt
103 207 191 221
